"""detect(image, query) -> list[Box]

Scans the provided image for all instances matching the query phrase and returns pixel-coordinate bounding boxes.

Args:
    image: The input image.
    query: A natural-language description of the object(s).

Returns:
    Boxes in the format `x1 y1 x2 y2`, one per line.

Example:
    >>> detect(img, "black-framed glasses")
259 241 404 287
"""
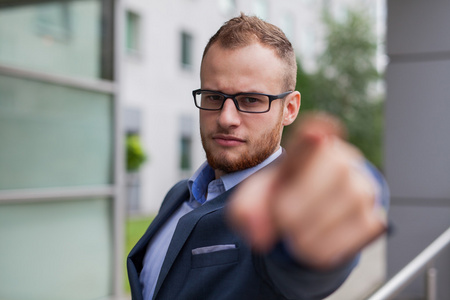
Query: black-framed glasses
192 89 293 113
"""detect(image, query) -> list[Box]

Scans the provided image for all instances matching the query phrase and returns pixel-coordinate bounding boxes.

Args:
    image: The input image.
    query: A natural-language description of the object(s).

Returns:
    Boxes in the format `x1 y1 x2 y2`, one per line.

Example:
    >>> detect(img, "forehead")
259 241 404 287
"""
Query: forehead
200 42 285 94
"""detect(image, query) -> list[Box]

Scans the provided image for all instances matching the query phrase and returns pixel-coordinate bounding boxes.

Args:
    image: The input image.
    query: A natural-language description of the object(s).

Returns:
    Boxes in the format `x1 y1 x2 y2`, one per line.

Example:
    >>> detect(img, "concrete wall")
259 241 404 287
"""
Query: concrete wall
385 1 450 298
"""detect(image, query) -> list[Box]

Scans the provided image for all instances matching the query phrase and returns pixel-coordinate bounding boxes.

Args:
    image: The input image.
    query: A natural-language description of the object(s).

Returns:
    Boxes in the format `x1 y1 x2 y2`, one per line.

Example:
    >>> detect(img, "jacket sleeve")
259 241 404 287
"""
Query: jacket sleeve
254 243 359 299
256 161 389 299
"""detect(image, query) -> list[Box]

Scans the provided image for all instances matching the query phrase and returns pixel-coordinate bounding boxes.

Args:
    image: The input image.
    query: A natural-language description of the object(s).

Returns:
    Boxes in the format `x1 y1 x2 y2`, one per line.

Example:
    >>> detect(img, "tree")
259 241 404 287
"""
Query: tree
286 9 384 169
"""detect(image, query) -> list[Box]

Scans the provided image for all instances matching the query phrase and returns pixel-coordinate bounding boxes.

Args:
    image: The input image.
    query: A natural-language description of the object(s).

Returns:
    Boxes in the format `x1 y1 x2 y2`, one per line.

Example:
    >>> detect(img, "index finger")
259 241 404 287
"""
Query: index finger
278 112 347 185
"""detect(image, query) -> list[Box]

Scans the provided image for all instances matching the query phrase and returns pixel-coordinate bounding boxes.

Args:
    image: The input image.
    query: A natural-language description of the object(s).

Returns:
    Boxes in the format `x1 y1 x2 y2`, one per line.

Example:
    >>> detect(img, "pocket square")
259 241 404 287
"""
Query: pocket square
191 244 236 255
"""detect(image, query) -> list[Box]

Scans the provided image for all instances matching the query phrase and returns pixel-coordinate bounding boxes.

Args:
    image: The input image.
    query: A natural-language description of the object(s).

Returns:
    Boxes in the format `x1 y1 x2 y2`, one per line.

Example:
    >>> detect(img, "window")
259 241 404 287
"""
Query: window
0 197 113 299
0 0 118 298
181 31 193 69
35 2 71 42
0 0 103 79
179 116 193 171
126 11 140 54
180 136 192 170
0 75 113 190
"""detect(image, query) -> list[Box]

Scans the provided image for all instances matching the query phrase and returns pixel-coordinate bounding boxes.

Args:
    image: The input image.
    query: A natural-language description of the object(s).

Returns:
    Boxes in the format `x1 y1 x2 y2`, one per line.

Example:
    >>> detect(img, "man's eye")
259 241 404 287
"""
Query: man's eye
241 97 262 104
207 95 223 101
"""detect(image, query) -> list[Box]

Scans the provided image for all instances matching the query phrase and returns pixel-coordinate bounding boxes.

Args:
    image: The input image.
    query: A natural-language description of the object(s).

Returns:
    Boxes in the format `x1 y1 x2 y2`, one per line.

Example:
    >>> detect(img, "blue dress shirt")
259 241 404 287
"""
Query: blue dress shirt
140 148 283 300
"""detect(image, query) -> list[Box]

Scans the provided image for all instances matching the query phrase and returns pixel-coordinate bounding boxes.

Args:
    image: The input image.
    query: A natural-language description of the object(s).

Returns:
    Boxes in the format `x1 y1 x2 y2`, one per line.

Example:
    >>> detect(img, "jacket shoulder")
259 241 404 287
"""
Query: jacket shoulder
159 179 189 212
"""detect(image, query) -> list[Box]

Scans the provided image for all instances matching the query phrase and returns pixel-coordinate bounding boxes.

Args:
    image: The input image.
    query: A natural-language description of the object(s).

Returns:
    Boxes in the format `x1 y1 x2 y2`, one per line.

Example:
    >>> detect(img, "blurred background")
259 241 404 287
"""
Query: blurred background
0 0 449 299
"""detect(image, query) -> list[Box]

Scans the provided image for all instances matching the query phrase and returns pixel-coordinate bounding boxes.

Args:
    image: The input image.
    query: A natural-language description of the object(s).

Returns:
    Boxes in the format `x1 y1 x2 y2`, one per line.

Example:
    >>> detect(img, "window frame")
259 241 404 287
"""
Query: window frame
0 0 124 297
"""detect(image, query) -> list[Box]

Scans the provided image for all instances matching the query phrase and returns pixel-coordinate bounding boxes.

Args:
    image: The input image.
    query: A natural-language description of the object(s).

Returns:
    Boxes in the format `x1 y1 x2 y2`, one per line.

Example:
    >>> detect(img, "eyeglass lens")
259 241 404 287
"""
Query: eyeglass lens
196 91 270 113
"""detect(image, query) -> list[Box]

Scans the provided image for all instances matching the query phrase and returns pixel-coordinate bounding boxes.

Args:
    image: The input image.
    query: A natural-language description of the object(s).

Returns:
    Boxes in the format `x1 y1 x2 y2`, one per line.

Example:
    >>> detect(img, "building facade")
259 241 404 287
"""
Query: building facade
120 0 383 214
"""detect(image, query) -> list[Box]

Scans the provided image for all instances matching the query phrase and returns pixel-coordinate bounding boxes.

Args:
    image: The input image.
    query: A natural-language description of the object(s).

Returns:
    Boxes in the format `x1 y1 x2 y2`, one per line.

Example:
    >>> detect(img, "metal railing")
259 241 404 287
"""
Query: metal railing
367 226 450 300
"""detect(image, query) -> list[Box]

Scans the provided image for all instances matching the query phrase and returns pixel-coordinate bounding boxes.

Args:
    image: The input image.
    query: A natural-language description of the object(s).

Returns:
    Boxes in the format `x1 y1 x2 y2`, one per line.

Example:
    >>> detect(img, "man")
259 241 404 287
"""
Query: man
128 14 388 300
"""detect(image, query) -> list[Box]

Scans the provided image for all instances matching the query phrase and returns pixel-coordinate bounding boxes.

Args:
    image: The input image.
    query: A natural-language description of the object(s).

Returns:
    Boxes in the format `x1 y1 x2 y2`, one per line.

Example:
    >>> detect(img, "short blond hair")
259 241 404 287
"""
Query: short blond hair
202 13 297 91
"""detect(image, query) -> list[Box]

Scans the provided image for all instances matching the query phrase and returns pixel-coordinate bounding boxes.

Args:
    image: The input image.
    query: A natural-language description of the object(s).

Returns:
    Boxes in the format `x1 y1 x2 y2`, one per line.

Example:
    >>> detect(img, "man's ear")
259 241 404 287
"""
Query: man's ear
282 91 301 126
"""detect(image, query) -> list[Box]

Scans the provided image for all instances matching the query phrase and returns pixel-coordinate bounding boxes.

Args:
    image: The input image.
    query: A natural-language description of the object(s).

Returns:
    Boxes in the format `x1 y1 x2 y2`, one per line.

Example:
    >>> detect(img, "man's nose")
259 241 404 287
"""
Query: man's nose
218 98 241 128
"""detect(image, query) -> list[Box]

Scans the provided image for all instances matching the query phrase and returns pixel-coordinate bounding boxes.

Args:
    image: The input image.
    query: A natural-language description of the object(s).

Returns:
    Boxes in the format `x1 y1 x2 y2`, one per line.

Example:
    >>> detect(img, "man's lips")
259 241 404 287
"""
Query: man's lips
213 134 245 147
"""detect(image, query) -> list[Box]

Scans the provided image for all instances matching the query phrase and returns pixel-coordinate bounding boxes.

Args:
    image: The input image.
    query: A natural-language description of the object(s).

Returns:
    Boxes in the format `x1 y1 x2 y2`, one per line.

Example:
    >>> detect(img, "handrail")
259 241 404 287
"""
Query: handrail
367 226 450 300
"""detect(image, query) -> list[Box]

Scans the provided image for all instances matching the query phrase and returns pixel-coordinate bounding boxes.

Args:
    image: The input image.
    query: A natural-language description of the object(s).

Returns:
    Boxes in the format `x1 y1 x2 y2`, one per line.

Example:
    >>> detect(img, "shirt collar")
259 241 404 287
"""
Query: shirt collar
187 161 215 206
188 147 282 206
220 147 282 191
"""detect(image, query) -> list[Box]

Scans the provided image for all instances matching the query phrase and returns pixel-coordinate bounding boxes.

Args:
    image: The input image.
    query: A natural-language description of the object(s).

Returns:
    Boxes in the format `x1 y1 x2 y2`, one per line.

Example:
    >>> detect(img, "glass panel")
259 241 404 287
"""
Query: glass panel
181 31 193 69
179 115 193 171
126 11 140 54
180 136 192 170
0 0 102 79
0 197 113 300
0 75 113 190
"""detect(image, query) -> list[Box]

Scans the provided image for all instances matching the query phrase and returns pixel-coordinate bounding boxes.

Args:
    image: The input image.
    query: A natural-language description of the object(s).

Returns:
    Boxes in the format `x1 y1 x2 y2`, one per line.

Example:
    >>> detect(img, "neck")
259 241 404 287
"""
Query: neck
213 145 281 179
215 169 226 179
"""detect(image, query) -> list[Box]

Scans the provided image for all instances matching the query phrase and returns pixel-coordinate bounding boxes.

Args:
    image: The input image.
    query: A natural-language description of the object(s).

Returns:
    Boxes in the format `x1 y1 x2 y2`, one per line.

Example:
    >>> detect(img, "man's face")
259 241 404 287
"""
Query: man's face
199 42 294 177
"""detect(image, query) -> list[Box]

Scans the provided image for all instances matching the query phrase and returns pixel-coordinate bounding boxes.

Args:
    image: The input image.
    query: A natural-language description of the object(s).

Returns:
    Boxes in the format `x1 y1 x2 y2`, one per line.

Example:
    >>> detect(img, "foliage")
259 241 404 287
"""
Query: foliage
126 134 147 172
286 9 384 169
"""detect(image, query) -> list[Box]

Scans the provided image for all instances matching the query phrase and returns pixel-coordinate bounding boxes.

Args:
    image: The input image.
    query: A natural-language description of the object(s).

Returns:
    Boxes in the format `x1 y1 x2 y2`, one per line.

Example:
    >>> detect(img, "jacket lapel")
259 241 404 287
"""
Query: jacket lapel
153 188 232 299
128 180 189 272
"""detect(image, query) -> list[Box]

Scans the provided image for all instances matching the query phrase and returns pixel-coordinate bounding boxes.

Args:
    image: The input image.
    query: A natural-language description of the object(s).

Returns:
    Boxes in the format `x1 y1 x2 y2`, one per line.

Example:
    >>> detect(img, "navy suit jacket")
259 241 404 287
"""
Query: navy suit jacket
127 179 358 300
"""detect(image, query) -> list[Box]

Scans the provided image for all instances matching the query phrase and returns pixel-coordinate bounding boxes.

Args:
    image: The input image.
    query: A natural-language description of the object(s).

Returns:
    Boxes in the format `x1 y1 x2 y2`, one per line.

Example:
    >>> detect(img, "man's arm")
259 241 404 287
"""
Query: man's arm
253 241 359 299
256 160 389 299
227 113 388 296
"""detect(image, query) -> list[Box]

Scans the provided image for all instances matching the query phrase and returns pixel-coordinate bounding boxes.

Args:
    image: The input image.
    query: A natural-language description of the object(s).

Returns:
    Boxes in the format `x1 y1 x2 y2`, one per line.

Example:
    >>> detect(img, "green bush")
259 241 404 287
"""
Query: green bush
126 134 147 172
